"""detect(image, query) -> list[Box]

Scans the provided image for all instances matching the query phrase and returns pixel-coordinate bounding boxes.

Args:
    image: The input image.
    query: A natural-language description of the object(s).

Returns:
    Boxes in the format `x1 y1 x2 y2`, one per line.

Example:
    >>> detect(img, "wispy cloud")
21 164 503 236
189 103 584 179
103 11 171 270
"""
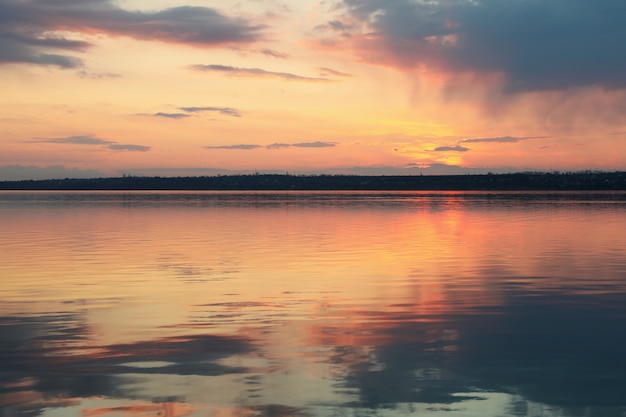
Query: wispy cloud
76 70 122 80
204 144 262 150
38 135 113 145
461 136 545 144
148 107 242 119
205 141 337 150
259 48 290 59
433 145 470 152
154 112 190 119
314 20 353 35
290 141 337 148
33 134 150 152
316 67 353 78
108 144 151 152
266 143 292 149
178 107 242 117
189 64 334 82
0 0 265 68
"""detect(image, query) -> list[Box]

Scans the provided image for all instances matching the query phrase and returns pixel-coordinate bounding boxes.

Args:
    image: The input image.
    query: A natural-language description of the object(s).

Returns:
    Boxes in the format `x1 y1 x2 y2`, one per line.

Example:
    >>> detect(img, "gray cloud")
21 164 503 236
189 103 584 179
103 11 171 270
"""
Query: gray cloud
38 135 114 145
178 107 242 117
154 112 190 119
461 136 546 144
0 0 264 68
339 0 626 92
266 141 337 149
291 141 337 148
0 28 89 68
76 70 121 79
328 20 352 32
315 20 353 35
34 134 150 152
189 64 334 82
266 143 292 149
107 144 150 152
433 145 470 152
462 136 523 144
205 141 337 150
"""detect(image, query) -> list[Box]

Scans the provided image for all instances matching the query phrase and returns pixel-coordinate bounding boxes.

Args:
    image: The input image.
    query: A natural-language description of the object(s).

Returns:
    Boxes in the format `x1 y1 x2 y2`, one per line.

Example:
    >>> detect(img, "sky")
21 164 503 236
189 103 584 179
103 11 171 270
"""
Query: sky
1 0 626 180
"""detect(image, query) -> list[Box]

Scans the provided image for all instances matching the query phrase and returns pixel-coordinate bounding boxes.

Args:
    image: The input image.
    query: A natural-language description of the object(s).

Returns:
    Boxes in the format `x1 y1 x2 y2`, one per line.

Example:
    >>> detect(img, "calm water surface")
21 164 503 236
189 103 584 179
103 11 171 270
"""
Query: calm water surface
1 191 626 417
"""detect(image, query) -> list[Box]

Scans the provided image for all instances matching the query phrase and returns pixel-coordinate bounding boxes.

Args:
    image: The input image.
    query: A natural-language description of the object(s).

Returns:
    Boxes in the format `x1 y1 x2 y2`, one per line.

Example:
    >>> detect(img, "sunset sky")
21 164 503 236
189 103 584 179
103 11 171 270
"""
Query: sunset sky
2 0 626 180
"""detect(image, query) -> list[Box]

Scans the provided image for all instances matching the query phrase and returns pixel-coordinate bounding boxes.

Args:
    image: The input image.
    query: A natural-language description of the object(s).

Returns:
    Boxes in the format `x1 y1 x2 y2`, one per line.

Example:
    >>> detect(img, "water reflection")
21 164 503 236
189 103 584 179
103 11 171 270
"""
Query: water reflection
1 191 626 416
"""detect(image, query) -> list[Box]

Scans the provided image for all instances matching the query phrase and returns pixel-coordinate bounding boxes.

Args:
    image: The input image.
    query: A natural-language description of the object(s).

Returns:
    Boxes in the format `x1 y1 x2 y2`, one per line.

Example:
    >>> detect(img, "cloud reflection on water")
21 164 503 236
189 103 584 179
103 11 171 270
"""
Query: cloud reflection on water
2 191 626 416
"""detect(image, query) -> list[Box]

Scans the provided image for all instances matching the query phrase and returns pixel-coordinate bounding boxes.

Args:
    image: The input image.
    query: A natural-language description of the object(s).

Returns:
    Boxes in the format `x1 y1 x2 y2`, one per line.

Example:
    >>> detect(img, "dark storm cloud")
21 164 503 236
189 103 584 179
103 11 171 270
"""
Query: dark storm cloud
433 145 469 152
0 0 264 68
178 106 242 117
33 134 150 152
339 0 626 92
189 64 334 82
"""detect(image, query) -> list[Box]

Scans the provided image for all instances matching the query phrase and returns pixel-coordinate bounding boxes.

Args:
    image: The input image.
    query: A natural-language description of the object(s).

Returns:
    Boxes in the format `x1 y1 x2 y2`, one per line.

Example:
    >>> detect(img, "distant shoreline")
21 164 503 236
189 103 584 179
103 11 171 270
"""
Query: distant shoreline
2 172 626 191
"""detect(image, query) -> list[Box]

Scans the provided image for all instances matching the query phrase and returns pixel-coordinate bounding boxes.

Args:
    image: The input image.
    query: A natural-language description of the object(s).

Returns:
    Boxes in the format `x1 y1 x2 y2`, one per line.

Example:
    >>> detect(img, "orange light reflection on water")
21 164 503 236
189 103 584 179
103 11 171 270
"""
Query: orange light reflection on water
3 192 626 415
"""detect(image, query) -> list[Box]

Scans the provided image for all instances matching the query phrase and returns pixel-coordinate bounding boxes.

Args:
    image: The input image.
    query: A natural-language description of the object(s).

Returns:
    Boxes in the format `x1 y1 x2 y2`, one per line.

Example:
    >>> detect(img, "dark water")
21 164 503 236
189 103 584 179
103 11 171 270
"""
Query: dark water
1 191 626 417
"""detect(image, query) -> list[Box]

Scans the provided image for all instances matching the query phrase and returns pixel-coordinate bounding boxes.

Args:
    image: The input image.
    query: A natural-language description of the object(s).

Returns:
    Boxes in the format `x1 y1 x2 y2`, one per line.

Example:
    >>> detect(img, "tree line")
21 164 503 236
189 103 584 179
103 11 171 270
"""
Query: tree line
2 171 626 190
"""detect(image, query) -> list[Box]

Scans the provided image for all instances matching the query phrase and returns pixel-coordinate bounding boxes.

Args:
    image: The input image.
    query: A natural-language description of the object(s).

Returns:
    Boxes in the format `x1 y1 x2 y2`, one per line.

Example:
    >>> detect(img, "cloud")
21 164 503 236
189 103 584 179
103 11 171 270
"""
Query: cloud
33 134 150 152
204 144 263 150
76 70 121 79
178 107 242 117
189 64 334 82
460 136 547 144
315 20 353 35
433 145 470 152
153 112 190 119
0 164 103 181
266 143 292 149
337 0 626 92
0 28 89 68
328 20 353 32
316 67 353 78
38 135 114 145
107 144 150 152
462 136 525 144
0 313 255 404
259 48 290 59
0 0 264 68
291 141 337 148
206 141 337 150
